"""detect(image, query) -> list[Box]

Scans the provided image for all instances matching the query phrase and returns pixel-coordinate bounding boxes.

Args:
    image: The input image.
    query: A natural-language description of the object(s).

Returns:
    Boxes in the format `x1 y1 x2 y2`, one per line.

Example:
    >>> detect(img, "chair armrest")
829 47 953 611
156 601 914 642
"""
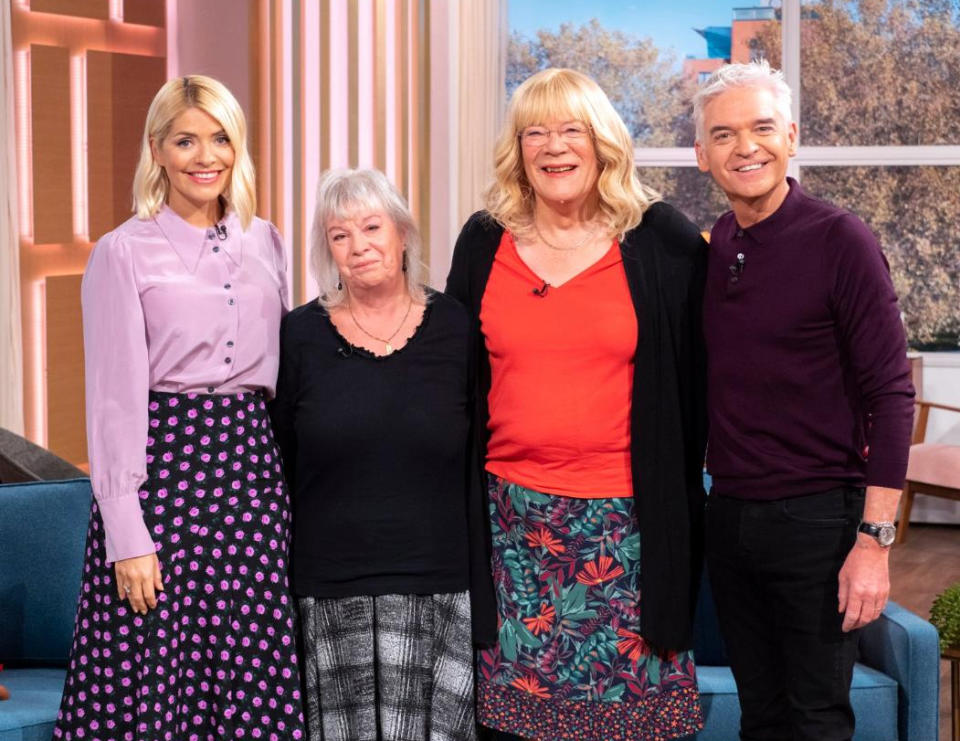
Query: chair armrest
858 600 940 741
913 399 960 443
916 400 960 415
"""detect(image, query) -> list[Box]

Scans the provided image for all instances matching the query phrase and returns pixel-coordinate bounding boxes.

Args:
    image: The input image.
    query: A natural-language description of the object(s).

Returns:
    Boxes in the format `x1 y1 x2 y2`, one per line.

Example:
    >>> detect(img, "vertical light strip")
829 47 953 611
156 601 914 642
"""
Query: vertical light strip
30 281 46 446
14 43 40 443
373 0 387 173
328 0 349 169
165 0 178 74
289 0 302 305
427 0 453 287
347 0 358 167
271 0 285 228
406 0 418 214
782 0 801 181
385 0 400 185
416 0 430 264
257 0 271 219
69 52 88 242
319 0 331 173
356 0 373 167
399 0 409 200
109 0 123 22
301 0 321 302
282 0 295 305
14 49 32 242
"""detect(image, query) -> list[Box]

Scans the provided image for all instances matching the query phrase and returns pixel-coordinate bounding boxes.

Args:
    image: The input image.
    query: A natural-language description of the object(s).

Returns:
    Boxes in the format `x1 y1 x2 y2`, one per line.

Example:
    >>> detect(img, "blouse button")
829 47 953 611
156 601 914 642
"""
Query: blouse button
207 386 215 393
224 357 232 364
212 246 220 253
224 283 231 290
228 298 235 306
226 340 235 348
735 229 744 238
207 229 216 240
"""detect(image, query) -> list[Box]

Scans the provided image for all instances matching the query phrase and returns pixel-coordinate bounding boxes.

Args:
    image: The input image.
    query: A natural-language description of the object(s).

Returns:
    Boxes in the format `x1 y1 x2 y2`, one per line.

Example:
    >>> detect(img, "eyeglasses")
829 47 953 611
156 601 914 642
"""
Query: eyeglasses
519 122 591 148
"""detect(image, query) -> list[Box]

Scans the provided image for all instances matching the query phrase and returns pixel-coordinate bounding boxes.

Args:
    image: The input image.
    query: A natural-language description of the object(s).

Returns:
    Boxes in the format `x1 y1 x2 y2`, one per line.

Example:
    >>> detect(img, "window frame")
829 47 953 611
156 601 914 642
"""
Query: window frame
633 0 960 172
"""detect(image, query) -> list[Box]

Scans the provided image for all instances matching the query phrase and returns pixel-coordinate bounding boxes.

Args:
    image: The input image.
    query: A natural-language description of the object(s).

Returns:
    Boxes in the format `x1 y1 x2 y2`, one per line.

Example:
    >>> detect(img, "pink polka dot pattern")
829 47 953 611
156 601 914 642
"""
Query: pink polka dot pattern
53 391 306 740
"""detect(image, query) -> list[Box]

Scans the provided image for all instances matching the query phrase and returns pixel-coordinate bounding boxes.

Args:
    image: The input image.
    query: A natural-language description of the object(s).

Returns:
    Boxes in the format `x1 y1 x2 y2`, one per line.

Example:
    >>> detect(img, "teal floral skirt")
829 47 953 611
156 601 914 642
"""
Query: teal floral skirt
477 475 702 741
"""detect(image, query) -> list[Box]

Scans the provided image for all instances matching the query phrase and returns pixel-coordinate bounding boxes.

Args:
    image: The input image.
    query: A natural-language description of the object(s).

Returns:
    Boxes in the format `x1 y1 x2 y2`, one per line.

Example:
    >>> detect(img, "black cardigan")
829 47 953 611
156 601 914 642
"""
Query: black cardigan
445 203 708 651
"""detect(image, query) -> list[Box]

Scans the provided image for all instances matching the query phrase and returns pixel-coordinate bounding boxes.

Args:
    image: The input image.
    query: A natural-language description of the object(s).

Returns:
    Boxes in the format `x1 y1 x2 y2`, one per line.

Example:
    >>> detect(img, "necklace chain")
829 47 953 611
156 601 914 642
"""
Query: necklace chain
348 297 413 355
534 220 598 251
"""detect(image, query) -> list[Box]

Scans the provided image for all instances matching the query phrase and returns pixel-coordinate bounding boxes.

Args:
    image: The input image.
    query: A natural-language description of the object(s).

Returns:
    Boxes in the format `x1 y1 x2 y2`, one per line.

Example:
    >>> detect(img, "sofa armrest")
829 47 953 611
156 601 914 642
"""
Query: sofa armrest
858 600 940 741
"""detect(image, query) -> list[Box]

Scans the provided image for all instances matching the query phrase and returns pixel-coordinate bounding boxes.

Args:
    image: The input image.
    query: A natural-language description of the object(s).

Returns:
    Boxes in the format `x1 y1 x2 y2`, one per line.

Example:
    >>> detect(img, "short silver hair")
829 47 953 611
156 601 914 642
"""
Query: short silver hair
692 60 793 143
310 168 427 309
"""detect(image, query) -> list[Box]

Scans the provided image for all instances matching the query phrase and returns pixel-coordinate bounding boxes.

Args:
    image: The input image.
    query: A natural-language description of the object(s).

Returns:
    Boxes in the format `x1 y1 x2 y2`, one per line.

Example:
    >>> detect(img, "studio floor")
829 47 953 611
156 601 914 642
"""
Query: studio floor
887 523 960 741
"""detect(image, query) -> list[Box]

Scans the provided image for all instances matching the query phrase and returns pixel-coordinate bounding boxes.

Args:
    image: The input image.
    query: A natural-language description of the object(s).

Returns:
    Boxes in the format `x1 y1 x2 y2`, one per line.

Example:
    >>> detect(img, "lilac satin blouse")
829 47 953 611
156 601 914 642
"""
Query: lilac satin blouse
82 206 289 563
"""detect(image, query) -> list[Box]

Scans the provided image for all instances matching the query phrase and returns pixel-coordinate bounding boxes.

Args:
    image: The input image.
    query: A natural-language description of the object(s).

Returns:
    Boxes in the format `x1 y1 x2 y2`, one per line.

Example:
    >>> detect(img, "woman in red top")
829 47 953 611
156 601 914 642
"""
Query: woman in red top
446 68 707 740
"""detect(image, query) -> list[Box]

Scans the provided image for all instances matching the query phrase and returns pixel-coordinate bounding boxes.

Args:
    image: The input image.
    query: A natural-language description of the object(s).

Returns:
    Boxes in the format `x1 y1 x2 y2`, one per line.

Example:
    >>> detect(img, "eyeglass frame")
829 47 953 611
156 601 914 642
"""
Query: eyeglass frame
517 121 593 148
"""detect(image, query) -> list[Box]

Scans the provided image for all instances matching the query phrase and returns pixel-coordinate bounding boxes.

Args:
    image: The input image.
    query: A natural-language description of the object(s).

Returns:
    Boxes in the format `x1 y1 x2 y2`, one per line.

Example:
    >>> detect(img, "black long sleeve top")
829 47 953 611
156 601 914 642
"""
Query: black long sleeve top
270 292 491 615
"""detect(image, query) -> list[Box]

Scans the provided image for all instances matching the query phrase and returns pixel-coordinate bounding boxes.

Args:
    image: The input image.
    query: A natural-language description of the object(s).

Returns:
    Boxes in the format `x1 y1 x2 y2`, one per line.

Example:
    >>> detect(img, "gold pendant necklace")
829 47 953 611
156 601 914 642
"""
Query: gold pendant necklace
534 220 598 251
348 297 413 355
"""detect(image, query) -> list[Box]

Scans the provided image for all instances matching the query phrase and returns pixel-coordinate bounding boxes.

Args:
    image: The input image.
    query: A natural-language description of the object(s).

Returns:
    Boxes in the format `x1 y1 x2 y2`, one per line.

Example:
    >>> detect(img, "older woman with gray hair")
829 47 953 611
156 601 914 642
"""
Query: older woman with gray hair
270 168 489 741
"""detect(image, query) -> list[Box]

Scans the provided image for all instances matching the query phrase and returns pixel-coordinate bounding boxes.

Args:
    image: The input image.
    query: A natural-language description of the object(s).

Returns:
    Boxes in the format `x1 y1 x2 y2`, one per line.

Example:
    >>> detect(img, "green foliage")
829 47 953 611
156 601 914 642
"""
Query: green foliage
509 617 543 649
558 626 617 684
930 582 960 652
602 682 626 701
502 544 540 604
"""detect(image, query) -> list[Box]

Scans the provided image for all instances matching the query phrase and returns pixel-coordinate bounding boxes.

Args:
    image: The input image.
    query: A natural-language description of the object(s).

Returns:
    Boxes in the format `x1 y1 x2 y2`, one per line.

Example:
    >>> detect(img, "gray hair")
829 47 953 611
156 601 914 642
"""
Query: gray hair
310 168 427 309
692 60 793 143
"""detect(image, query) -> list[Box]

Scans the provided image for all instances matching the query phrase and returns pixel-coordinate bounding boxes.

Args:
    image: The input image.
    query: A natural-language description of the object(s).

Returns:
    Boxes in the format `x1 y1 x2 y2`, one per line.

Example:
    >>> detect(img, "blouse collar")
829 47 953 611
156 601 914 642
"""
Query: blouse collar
154 205 243 272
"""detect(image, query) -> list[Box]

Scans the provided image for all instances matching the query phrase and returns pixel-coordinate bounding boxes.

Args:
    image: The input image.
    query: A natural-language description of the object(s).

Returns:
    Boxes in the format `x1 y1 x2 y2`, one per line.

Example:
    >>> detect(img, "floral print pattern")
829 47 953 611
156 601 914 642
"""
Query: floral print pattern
477 476 702 740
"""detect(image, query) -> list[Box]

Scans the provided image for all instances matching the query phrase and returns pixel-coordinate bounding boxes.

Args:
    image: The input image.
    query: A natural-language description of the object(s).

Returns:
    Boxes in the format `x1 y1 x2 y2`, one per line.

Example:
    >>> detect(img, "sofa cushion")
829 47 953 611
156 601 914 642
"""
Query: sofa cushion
0 667 67 741
692 663 898 740
693 665 741 740
0 479 92 664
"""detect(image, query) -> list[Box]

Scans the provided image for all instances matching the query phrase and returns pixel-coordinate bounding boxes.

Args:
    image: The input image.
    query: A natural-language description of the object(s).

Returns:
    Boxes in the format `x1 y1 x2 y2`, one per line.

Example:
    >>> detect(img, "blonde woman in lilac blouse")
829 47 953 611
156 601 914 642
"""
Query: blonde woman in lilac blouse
53 75 305 740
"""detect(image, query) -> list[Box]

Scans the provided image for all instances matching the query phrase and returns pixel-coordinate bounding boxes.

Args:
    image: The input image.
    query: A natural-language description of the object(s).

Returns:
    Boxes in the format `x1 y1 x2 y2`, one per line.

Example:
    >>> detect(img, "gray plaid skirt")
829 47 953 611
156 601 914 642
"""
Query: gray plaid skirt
298 591 476 741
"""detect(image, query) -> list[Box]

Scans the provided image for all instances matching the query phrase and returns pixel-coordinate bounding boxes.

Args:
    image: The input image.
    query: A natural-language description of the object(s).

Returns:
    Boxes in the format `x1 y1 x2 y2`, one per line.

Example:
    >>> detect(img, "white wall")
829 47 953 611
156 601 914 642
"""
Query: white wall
912 354 960 523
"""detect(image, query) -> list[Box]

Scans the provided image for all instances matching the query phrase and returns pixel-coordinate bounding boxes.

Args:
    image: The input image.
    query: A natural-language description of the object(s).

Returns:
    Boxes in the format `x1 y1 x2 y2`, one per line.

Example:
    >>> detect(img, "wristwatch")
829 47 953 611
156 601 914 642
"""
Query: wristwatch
858 520 897 547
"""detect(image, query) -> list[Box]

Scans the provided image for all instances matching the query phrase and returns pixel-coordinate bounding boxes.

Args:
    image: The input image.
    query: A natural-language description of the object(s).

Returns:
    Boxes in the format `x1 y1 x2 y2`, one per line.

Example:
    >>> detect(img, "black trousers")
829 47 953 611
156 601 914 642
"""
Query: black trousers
705 487 865 741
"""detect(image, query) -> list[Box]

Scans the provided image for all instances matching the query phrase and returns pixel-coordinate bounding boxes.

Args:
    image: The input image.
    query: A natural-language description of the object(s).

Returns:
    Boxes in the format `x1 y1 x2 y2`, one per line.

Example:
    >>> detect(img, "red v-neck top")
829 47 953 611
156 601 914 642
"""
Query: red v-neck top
479 231 637 498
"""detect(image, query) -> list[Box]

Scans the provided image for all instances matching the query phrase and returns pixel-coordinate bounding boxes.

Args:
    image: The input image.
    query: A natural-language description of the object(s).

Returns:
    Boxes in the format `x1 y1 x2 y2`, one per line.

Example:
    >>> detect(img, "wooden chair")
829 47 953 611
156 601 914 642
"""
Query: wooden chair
896 399 960 543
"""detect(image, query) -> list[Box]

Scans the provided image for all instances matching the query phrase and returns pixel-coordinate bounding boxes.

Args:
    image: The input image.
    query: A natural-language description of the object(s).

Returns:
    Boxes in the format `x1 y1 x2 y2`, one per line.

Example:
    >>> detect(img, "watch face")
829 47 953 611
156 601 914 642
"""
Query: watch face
878 525 896 547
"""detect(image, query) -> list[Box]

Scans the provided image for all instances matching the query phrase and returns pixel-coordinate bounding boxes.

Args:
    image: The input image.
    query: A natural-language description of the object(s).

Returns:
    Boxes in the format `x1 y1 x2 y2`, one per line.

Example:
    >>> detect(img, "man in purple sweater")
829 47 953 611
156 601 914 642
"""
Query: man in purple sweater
693 61 915 741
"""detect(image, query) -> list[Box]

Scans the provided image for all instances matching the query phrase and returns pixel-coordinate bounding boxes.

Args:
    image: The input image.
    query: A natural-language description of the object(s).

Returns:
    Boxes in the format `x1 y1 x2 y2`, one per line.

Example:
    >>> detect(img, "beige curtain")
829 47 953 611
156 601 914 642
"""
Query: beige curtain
0 0 23 435
456 0 507 228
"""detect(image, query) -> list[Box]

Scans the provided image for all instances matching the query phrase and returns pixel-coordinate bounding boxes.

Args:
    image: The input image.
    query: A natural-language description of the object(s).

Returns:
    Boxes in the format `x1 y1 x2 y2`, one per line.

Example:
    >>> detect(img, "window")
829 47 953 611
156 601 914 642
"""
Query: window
508 0 960 349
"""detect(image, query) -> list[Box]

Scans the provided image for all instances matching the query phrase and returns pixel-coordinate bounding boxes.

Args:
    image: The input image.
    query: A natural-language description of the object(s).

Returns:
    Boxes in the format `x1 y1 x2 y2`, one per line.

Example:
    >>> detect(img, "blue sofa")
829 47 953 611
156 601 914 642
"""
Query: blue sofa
0 478 942 740
0 478 91 741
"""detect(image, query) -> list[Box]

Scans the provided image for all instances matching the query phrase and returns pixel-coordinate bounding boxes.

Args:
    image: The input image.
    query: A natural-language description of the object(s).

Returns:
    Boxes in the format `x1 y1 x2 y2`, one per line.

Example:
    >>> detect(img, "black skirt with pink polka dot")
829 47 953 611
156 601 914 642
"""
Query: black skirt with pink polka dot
53 391 306 741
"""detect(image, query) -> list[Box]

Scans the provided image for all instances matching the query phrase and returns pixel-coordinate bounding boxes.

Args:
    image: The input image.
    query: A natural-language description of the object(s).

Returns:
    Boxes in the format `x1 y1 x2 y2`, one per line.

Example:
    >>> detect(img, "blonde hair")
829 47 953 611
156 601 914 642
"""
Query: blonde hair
486 68 659 238
132 75 256 229
310 168 427 310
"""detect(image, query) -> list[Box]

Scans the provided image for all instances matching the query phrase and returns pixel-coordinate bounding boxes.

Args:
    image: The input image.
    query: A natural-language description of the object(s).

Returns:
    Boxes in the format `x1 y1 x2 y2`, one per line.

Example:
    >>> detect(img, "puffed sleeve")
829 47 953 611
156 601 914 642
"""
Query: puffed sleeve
81 231 156 564
269 222 291 314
